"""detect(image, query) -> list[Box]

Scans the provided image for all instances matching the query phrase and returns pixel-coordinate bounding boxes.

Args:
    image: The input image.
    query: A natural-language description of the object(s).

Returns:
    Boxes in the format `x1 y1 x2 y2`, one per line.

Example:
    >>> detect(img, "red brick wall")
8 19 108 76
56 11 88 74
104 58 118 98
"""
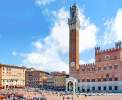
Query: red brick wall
70 47 122 82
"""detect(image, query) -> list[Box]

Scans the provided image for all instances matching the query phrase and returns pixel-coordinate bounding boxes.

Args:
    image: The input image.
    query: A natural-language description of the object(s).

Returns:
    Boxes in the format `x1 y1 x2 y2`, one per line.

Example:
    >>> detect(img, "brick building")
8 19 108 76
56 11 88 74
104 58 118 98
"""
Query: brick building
66 4 122 93
25 68 49 89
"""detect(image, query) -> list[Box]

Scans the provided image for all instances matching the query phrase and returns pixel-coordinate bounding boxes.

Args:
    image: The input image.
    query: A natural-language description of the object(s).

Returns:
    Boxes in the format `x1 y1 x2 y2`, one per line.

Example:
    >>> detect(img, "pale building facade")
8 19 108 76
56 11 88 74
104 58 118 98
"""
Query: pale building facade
0 64 26 89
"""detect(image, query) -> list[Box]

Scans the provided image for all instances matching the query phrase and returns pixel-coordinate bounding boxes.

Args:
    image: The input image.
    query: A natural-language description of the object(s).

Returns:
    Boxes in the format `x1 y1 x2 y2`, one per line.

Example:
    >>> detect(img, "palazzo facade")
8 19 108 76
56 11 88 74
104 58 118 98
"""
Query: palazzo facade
0 64 26 89
66 4 122 93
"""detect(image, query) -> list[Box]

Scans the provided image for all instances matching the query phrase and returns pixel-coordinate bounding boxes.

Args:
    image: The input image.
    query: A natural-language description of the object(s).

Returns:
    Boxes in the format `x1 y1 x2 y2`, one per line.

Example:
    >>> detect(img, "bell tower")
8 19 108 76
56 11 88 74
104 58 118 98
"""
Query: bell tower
68 4 80 72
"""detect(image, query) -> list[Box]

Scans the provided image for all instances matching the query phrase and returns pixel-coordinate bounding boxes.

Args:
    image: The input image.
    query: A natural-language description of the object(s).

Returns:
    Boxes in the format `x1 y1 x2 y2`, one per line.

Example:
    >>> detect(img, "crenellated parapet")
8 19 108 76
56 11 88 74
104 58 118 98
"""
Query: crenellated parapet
95 41 122 55
79 63 96 73
80 63 95 68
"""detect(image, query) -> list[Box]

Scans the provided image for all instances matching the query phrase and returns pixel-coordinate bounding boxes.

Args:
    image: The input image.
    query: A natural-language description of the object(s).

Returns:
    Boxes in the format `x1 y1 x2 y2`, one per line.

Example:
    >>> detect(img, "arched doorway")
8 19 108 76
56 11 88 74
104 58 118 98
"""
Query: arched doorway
66 77 78 93
67 81 73 92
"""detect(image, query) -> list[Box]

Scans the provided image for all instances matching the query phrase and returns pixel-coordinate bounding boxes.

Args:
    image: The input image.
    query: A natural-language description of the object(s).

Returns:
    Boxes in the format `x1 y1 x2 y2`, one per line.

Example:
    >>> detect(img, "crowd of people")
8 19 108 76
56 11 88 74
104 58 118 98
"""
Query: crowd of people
0 88 47 100
0 88 83 100
1 88 122 100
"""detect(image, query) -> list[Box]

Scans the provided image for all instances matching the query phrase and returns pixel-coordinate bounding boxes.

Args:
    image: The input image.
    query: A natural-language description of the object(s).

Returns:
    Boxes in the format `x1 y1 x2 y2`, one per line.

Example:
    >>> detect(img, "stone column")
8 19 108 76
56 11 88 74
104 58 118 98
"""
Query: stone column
66 82 67 92
73 81 75 93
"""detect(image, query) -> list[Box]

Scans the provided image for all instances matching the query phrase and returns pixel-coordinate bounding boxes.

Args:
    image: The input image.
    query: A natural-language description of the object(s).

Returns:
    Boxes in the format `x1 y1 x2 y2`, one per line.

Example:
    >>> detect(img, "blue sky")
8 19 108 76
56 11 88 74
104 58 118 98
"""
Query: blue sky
0 0 122 73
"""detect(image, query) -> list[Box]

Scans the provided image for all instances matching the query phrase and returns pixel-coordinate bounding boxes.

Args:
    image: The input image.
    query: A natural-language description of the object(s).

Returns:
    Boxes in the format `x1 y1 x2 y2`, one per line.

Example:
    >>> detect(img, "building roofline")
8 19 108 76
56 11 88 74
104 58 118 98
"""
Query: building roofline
0 63 26 69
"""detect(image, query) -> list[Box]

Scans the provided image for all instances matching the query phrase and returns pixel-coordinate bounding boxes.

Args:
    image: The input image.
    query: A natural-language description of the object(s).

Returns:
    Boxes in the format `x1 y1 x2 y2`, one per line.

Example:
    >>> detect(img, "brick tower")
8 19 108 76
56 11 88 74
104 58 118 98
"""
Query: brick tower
68 4 80 73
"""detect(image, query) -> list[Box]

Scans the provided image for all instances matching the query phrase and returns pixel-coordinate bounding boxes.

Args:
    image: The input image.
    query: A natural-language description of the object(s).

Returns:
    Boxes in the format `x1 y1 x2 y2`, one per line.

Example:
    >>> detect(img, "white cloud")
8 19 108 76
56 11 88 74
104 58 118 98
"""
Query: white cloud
88 58 95 63
79 60 86 64
12 51 17 56
112 9 122 40
35 0 55 6
51 8 69 53
79 58 95 65
103 8 122 45
79 12 97 52
33 41 43 50
22 7 97 73
23 44 69 72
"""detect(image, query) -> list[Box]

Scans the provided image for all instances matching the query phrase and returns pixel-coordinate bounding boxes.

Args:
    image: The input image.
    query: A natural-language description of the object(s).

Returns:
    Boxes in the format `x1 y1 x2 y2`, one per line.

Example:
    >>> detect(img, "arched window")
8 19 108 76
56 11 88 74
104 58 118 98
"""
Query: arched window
104 55 111 61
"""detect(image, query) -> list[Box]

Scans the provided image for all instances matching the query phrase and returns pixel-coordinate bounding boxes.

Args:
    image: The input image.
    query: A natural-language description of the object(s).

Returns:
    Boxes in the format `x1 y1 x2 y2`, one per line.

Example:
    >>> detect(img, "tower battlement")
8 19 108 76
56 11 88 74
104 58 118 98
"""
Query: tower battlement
95 41 122 55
